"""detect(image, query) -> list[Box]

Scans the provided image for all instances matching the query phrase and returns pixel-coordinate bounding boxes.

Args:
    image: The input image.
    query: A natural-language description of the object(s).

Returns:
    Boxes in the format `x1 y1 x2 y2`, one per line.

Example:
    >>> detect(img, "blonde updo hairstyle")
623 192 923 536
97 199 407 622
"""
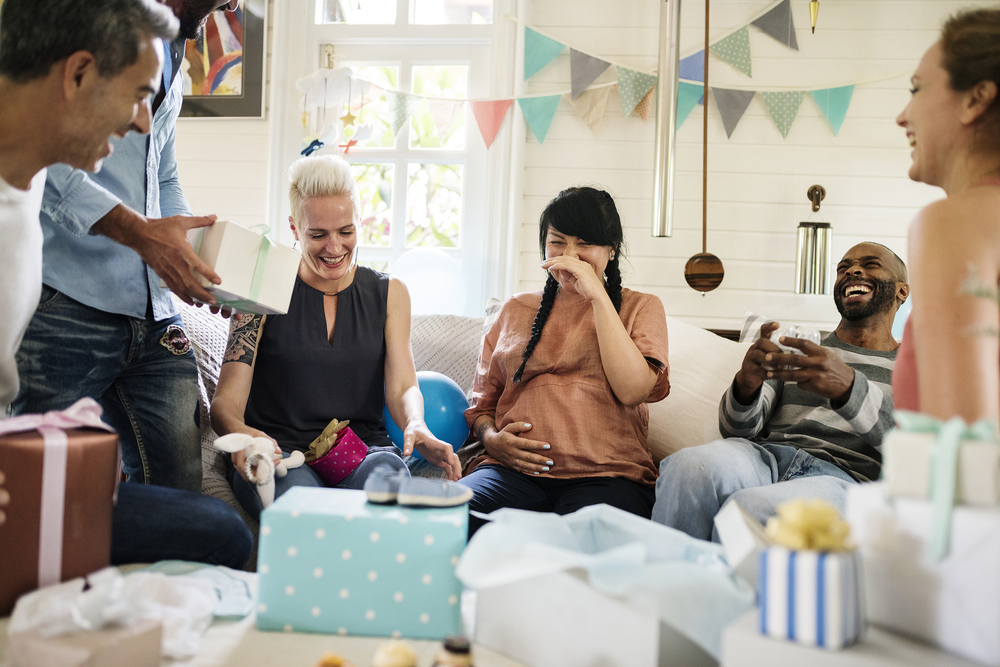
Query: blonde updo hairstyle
288 155 362 227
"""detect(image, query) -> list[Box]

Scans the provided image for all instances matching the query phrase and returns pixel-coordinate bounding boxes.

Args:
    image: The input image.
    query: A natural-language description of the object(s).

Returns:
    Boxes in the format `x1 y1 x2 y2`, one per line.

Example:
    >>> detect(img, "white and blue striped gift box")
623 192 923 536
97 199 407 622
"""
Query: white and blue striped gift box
758 546 865 649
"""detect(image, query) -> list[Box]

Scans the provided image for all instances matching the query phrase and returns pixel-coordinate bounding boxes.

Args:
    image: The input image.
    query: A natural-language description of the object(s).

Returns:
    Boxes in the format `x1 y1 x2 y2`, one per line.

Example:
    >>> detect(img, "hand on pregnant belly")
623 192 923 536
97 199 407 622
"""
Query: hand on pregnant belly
484 422 554 475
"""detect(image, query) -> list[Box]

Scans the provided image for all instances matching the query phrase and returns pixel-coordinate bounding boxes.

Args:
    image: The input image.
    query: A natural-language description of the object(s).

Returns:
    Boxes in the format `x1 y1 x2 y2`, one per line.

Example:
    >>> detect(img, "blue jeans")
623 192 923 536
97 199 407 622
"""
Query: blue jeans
13 287 201 491
231 448 408 521
112 482 253 569
464 464 655 537
651 439 857 542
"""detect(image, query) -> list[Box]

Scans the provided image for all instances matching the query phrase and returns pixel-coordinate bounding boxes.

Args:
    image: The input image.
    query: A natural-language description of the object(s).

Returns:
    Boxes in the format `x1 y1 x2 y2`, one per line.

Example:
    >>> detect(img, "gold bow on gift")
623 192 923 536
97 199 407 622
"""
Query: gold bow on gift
304 418 350 463
765 498 852 552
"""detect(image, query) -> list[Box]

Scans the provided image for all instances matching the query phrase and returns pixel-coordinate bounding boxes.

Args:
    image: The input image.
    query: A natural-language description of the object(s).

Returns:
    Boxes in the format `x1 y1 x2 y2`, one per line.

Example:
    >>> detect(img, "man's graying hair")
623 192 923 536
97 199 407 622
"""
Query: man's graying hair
0 0 178 82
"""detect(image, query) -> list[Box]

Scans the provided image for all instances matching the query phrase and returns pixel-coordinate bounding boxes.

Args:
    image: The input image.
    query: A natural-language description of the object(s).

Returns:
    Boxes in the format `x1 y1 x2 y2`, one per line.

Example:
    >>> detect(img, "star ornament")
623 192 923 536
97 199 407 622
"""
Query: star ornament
340 110 357 127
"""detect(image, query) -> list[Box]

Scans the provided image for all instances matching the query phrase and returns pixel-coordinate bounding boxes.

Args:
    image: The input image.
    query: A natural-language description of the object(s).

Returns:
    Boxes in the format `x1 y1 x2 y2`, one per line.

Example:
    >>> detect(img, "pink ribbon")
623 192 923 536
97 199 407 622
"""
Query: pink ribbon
1 398 115 588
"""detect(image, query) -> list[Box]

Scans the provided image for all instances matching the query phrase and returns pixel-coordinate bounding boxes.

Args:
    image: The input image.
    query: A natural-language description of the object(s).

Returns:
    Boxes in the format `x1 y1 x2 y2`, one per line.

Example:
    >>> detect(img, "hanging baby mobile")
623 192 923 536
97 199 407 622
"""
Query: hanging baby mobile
295 0 902 154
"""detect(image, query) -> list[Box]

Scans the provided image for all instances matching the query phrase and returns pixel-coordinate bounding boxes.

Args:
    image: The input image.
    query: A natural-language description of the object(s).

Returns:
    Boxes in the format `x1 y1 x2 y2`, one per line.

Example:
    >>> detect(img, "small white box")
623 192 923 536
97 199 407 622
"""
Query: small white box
715 500 771 588
882 430 1000 507
185 220 300 315
847 482 1000 666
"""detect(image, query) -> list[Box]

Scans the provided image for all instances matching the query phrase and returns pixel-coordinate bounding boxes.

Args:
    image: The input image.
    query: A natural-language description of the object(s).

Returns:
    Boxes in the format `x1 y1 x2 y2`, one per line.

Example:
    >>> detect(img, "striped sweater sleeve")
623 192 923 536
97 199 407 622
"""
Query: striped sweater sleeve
718 378 782 440
833 369 893 450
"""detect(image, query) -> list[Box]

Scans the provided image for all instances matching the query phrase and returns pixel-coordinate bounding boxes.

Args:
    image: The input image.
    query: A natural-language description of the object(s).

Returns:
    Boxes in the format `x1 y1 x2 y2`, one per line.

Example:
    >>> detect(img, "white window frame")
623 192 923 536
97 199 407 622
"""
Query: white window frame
267 0 522 316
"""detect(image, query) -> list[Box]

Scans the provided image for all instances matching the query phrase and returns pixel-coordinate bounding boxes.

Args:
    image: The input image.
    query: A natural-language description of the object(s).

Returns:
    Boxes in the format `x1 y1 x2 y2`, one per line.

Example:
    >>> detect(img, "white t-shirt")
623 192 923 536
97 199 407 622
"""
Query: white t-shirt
0 169 46 412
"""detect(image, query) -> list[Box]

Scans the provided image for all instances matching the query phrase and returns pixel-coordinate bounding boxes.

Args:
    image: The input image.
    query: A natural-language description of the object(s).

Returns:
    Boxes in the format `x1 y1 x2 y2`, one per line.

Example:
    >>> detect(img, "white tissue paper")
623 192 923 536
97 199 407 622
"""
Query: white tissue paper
8 567 219 660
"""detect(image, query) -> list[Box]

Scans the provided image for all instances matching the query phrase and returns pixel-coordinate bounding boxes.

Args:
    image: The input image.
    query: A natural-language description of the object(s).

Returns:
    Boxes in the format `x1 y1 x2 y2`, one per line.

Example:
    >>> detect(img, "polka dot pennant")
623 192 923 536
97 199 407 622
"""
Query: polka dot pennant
760 90 806 138
709 26 752 78
385 91 423 138
616 67 658 117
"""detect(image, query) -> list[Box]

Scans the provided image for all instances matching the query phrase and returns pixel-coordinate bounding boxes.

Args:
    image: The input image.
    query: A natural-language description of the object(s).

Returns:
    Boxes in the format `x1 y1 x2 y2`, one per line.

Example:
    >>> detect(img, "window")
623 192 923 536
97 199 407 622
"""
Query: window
270 0 507 315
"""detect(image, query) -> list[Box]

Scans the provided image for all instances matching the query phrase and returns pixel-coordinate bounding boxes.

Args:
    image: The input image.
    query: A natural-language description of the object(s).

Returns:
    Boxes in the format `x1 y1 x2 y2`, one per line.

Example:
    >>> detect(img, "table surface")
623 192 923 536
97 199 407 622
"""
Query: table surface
721 610 983 667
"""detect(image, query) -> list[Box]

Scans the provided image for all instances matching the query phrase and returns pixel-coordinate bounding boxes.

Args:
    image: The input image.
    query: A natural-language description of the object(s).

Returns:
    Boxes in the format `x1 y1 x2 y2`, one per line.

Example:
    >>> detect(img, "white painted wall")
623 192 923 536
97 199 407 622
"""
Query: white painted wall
516 0 993 330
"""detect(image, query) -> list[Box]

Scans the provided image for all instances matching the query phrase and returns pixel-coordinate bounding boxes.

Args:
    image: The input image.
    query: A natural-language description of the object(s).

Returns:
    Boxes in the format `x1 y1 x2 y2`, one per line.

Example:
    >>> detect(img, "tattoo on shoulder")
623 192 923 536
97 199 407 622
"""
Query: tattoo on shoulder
223 314 264 365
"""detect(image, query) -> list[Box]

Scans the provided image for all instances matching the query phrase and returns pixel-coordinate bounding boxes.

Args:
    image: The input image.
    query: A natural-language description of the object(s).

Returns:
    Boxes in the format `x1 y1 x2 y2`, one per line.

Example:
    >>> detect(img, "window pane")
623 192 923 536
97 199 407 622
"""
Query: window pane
413 0 493 24
410 65 467 150
406 163 463 248
341 66 398 149
359 259 390 272
352 164 393 246
321 0 396 24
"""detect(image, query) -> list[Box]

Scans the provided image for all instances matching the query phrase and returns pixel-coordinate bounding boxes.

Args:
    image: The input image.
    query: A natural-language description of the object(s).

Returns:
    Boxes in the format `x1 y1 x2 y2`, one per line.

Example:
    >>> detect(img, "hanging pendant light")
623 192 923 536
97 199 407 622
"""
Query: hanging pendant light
794 185 832 295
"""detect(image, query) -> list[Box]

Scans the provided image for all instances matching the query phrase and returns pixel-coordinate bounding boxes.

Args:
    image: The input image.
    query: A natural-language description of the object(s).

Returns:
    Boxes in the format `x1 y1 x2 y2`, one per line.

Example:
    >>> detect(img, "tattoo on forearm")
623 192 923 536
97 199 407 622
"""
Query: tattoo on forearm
223 314 263 365
475 418 496 442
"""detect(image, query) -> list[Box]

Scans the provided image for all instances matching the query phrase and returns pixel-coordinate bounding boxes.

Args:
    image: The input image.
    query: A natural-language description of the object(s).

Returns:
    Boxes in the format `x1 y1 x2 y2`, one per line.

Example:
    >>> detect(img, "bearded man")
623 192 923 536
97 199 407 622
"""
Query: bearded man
652 243 910 540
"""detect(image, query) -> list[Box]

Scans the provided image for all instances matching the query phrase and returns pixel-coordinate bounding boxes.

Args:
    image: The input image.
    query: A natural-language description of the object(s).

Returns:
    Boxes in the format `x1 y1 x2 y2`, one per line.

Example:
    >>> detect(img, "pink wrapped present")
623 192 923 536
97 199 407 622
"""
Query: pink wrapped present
307 427 368 485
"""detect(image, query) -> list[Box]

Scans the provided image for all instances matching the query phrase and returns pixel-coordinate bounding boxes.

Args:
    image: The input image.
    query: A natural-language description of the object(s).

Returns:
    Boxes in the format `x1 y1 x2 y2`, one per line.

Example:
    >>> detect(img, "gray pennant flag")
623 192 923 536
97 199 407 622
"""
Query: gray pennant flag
751 0 798 51
712 87 756 138
570 49 612 99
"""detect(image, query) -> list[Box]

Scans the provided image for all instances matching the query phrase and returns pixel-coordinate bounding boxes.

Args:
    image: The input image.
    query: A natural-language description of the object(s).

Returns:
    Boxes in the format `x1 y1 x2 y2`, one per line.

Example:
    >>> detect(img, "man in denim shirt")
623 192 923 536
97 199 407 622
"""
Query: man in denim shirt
13 0 241 493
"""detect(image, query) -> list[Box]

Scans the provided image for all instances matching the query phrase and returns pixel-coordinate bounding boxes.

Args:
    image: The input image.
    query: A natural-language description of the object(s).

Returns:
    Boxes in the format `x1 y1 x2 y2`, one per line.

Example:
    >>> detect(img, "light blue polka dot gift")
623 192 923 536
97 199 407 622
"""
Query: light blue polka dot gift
256 487 467 639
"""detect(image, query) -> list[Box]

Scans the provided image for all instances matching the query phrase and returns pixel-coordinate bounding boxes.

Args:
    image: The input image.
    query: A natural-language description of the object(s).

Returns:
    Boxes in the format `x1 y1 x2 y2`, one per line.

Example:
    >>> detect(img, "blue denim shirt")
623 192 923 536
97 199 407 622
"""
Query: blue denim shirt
38 43 191 322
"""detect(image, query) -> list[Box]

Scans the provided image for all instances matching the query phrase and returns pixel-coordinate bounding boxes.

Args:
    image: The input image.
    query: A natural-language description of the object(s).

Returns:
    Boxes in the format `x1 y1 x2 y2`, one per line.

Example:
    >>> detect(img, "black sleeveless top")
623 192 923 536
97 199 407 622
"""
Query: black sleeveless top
244 267 394 452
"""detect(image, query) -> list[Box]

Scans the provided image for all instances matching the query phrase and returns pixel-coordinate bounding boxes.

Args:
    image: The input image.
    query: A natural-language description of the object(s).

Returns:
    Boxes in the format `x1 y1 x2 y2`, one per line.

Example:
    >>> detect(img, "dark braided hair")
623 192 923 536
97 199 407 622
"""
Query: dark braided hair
513 187 626 383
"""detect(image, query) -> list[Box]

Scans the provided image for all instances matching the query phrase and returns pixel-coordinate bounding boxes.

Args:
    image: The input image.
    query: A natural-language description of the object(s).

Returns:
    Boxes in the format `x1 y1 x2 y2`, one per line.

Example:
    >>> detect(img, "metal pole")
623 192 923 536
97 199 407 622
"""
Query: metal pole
652 0 682 237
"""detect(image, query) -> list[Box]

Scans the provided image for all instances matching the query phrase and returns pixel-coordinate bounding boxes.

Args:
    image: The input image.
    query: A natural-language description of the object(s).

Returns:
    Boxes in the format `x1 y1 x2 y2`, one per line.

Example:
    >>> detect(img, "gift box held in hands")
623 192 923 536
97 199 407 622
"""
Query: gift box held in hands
256 487 467 640
184 220 300 315
305 419 367 485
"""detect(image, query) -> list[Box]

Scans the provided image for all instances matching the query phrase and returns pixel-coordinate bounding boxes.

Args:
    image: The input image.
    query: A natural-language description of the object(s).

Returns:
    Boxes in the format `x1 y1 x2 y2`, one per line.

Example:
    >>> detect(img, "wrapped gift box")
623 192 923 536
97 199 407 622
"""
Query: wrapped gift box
0 411 119 615
882 430 1000 506
256 487 466 639
7 619 162 667
185 220 300 315
758 546 864 649
847 482 1000 666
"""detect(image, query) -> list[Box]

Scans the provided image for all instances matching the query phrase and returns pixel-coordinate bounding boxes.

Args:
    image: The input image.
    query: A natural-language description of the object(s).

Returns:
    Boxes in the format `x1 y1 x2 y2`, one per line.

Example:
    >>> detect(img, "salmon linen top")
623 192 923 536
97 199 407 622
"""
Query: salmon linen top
465 288 670 486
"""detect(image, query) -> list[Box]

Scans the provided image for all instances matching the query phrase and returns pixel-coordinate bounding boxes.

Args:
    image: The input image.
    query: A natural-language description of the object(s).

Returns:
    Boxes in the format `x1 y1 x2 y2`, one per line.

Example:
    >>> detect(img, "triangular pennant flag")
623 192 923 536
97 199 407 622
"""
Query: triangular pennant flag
710 26 752 78
570 49 612 99
678 51 704 82
570 86 612 134
712 87 756 138
751 0 798 51
524 27 566 80
634 86 655 121
811 85 854 135
385 90 423 137
518 95 562 143
426 98 464 141
469 99 513 148
677 82 704 130
616 67 658 117
760 90 805 138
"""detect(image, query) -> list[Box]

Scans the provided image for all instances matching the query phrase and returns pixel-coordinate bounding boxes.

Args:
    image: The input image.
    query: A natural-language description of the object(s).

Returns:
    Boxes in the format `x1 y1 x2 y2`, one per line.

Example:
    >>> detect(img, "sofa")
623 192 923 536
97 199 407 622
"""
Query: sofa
178 300 751 566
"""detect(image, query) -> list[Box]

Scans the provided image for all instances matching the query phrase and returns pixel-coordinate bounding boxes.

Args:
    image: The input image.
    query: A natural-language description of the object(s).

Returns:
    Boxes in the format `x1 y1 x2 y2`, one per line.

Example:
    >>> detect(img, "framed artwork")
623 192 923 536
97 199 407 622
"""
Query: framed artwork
180 1 266 118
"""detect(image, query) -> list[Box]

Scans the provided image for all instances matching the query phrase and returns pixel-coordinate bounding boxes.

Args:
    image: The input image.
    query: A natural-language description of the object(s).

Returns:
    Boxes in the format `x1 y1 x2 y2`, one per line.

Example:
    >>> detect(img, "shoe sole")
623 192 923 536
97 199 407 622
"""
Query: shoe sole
397 487 473 508
365 491 398 504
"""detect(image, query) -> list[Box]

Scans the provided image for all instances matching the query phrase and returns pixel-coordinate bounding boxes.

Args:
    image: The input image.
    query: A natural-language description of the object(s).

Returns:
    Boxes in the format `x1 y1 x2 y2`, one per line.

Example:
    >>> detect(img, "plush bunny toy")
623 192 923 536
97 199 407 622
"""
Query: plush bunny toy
214 433 305 508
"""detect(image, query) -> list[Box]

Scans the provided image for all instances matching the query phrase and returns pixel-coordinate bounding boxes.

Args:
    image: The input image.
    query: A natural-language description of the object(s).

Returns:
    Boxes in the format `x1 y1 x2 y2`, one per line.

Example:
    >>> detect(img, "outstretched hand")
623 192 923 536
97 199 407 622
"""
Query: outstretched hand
764 337 856 405
404 420 462 481
483 422 553 475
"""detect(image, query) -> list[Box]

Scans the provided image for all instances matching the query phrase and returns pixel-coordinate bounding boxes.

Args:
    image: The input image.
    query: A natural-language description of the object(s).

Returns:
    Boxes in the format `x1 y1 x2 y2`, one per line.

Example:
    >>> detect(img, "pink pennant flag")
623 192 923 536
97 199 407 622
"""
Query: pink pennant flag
427 98 464 141
469 99 513 149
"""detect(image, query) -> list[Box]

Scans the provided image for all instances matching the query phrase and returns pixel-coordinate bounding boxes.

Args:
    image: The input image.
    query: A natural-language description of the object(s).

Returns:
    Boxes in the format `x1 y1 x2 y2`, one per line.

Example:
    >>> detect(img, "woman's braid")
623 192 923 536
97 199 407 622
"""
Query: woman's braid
513 274 559 383
605 254 623 313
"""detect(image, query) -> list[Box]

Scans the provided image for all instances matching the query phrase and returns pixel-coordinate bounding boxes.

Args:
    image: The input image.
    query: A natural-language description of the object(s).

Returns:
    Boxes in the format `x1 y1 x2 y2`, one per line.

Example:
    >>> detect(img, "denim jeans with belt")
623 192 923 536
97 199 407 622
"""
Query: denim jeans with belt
651 438 857 542
13 286 202 491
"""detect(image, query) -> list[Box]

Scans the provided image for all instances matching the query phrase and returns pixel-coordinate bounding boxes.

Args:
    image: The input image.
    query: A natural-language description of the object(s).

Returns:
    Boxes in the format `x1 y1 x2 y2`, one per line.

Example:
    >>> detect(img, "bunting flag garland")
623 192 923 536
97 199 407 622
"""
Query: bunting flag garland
751 0 798 51
633 87 655 122
810 85 855 135
679 51 705 83
469 99 513 148
518 95 562 143
426 98 464 140
617 67 659 117
677 82 705 130
385 91 423 137
760 90 805 138
712 88 756 138
570 86 612 134
570 49 612 99
709 26 753 78
524 27 567 80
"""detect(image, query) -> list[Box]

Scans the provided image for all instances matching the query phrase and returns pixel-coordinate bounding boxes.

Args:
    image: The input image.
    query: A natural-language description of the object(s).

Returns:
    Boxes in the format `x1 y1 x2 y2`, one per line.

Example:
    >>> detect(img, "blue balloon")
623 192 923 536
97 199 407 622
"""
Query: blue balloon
383 371 470 460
